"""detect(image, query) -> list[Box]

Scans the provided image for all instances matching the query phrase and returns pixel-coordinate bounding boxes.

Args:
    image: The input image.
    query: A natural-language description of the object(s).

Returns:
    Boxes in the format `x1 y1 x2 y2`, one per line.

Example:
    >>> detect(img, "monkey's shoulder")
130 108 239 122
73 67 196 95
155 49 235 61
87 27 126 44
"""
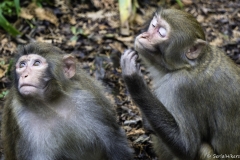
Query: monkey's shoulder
8 91 117 136
73 69 107 91
71 89 96 99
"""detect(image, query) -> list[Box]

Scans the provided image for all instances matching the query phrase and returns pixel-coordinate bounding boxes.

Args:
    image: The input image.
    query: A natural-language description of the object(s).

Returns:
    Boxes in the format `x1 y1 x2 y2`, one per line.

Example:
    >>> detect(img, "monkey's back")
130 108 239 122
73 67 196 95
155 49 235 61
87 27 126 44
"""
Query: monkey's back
152 46 240 155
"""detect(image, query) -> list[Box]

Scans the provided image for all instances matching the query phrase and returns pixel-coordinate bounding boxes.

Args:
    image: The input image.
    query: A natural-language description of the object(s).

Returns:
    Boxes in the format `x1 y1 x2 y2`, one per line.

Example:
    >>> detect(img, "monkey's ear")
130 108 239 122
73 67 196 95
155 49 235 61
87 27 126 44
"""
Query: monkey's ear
63 55 76 79
186 39 207 60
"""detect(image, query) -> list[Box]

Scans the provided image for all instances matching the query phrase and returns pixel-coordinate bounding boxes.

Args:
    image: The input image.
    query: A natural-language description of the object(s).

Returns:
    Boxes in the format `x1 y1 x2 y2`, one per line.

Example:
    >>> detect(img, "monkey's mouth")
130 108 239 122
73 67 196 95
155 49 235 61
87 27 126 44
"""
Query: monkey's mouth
135 38 157 53
20 84 35 88
18 84 40 96
20 82 48 90
19 84 37 89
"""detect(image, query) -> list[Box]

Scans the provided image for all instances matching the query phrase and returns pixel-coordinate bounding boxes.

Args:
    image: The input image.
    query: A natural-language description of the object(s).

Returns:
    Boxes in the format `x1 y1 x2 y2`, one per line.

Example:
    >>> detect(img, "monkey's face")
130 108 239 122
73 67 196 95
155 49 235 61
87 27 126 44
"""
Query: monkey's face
135 14 170 55
15 54 50 98
134 14 171 68
135 9 208 70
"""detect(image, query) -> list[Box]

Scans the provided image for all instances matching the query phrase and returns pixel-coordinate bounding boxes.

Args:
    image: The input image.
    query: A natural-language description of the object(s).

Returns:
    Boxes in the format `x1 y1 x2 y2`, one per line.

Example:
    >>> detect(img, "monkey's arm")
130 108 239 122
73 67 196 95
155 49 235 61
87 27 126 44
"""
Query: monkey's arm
121 50 197 159
2 101 19 160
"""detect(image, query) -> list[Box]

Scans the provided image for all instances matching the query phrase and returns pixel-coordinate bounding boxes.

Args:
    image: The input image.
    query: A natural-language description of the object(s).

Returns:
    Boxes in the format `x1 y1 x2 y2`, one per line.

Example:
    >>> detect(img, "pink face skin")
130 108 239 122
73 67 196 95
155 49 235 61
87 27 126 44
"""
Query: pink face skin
135 14 170 52
16 54 50 98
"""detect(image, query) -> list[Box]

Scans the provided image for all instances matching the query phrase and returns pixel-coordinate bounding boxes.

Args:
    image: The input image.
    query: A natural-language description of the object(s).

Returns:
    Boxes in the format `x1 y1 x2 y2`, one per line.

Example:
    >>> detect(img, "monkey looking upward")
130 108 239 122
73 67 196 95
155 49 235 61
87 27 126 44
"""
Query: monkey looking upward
2 42 133 160
121 8 240 159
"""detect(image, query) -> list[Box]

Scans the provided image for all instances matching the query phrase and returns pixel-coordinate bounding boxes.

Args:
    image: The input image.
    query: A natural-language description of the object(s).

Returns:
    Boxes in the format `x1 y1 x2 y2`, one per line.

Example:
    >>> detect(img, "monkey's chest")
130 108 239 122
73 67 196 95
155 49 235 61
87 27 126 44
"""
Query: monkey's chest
16 108 100 158
18 110 71 142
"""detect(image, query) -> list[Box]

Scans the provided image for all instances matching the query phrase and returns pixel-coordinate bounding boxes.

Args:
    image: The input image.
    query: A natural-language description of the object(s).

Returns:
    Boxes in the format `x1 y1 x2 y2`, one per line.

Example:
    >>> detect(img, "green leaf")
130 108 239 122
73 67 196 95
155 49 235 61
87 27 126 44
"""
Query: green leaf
7 59 14 76
0 9 21 36
1 1 14 16
0 90 9 98
76 28 83 34
14 0 21 16
176 0 184 8
71 26 77 34
70 36 78 41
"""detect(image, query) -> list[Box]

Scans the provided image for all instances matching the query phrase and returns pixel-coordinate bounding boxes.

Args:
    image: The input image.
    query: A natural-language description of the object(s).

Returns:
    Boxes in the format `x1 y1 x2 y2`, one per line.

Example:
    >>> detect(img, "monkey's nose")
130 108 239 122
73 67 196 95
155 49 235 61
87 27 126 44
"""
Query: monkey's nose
22 74 28 78
141 32 150 38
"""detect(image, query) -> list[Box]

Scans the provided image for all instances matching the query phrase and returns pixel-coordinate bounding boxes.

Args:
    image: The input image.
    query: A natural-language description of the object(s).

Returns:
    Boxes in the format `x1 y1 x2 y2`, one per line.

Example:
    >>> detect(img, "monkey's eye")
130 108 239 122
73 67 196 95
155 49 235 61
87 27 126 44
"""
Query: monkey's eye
33 60 41 66
19 61 26 68
159 27 167 37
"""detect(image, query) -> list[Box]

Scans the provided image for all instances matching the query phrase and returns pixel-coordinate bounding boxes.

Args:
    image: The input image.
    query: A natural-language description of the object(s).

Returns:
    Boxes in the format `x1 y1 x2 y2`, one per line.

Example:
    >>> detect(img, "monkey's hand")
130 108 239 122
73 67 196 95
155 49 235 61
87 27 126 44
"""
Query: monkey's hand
121 50 192 159
120 49 141 77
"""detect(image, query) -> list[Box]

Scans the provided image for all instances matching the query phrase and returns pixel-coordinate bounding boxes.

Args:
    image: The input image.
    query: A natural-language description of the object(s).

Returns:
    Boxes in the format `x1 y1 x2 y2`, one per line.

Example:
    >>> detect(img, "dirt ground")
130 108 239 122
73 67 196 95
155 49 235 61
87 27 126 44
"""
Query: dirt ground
0 0 239 159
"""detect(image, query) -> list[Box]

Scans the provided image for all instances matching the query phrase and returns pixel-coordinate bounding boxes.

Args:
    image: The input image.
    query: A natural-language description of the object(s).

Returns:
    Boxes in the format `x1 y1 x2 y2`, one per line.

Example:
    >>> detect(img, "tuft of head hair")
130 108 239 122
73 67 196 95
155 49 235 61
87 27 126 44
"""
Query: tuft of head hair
157 8 205 51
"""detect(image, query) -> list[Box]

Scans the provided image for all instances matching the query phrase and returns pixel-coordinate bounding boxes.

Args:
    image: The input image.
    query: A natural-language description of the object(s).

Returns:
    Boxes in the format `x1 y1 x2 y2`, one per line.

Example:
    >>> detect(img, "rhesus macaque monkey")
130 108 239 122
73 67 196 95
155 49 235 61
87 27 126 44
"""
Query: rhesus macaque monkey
121 8 240 160
2 42 133 160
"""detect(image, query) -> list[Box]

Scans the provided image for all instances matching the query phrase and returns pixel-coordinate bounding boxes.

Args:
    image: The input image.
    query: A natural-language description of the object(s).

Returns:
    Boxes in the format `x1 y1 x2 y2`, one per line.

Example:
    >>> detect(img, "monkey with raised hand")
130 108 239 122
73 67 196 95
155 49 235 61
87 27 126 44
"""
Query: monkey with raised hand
121 8 240 160
2 42 133 160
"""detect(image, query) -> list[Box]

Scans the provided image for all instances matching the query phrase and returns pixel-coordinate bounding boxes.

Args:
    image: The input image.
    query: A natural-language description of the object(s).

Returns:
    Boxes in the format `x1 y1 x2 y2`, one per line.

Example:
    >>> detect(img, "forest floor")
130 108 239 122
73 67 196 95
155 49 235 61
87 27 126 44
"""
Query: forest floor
0 0 239 159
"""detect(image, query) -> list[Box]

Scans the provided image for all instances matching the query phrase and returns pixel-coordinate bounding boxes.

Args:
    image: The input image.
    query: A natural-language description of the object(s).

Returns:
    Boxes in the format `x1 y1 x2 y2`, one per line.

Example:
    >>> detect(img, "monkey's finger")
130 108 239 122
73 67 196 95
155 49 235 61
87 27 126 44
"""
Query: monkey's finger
120 53 130 67
131 54 139 63
123 49 133 55
121 50 136 62
129 50 138 56
136 63 141 70
127 49 138 58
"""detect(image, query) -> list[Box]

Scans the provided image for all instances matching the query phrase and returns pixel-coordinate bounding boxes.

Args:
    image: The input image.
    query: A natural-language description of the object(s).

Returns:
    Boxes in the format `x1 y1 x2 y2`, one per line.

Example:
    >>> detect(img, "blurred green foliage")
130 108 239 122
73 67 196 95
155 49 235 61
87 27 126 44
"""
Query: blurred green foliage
0 90 8 98
0 0 21 36
176 0 184 8
34 0 54 7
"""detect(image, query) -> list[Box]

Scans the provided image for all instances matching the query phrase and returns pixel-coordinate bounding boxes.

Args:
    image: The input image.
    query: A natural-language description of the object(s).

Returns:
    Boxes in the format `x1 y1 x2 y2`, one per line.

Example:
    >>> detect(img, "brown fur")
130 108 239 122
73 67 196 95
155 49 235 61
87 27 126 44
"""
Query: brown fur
2 42 133 160
121 8 240 159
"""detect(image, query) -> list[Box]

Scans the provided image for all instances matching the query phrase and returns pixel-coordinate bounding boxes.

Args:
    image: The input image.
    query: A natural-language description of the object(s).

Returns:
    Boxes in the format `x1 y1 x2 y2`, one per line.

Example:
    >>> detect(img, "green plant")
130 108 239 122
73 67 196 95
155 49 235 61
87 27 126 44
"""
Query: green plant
0 90 8 98
6 59 13 76
0 0 21 36
34 0 54 7
70 26 84 42
176 0 184 8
